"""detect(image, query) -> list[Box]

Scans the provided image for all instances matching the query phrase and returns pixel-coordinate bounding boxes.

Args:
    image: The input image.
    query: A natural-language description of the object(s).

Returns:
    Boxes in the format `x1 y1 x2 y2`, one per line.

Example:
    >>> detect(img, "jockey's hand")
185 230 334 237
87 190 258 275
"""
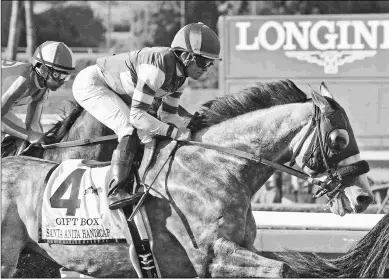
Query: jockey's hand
174 127 191 141
27 131 46 145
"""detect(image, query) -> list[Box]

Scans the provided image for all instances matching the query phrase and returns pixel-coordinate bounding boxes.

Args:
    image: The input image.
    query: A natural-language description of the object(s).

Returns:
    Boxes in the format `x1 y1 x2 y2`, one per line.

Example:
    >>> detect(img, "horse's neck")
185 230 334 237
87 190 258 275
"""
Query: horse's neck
43 110 115 162
195 102 313 195
66 111 108 141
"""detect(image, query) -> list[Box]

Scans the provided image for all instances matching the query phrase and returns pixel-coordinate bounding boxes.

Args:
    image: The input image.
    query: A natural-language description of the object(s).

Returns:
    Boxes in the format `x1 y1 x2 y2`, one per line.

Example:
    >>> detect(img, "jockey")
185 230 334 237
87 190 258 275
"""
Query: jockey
72 22 221 210
1 41 75 147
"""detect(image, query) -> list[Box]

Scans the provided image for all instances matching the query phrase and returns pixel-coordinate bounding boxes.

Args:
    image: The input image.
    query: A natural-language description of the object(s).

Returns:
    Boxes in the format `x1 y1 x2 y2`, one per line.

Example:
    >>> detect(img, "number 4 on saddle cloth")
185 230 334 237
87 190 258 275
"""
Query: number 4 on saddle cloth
40 140 162 277
39 159 131 244
39 137 154 245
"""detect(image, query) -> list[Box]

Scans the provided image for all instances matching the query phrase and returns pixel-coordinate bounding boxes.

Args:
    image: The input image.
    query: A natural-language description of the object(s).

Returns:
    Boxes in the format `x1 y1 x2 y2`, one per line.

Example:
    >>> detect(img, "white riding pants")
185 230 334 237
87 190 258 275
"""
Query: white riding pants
72 65 135 142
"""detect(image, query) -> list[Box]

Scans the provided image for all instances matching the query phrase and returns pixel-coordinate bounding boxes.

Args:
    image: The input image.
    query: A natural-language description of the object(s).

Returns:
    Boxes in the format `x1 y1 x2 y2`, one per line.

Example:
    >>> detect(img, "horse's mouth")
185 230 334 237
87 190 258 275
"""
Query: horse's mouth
329 192 353 216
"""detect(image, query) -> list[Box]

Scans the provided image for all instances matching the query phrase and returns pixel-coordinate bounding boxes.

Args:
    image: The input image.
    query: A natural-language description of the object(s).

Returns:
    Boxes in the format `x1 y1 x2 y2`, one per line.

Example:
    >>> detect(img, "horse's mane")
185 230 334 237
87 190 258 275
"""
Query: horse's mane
198 79 308 127
274 212 389 277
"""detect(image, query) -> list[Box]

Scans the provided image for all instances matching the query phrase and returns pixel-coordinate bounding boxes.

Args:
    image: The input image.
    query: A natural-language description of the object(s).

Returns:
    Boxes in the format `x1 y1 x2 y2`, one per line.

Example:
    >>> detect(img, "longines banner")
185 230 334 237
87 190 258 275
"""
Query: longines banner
218 14 389 148
219 14 389 80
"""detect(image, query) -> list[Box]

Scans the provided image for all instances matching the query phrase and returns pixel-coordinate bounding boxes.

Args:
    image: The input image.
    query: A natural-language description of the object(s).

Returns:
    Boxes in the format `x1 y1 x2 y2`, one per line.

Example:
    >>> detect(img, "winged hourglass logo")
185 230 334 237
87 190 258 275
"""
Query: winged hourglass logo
284 50 377 74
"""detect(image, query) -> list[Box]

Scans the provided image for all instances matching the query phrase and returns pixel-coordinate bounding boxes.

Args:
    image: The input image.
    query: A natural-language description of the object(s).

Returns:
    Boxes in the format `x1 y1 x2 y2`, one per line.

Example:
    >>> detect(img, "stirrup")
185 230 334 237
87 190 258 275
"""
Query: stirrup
109 192 144 210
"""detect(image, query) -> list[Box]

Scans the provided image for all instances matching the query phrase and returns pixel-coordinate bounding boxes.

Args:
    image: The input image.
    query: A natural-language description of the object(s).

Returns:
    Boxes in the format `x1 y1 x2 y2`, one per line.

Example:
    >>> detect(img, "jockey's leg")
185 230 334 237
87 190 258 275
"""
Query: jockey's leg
73 65 143 210
107 131 143 210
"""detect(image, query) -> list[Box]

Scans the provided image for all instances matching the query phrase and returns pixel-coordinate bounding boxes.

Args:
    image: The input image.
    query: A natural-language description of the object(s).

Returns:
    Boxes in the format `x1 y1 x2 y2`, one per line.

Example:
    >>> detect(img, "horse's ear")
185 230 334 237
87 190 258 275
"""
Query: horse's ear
320 82 334 99
309 85 333 113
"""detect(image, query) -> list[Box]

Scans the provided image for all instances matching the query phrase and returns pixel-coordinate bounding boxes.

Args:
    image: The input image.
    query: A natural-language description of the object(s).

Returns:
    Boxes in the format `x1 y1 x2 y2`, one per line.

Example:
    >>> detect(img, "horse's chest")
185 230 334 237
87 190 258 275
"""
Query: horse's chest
244 213 258 247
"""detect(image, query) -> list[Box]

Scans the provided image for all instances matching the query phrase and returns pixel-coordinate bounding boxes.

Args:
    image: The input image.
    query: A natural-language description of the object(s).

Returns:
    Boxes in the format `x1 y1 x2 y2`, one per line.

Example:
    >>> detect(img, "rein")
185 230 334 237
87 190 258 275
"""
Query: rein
19 135 118 155
186 141 311 180
185 140 368 203
186 141 323 191
41 135 118 148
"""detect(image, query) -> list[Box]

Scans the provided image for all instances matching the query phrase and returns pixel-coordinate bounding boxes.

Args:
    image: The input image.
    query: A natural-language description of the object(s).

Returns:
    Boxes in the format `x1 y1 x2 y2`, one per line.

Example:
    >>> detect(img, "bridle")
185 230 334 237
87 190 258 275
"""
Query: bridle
288 101 369 201
289 101 342 200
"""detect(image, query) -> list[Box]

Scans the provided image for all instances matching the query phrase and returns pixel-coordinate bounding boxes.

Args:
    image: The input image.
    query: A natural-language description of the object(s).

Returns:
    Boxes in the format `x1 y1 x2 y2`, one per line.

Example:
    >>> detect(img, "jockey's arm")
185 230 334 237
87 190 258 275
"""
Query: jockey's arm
1 76 31 140
2 113 29 140
129 65 179 139
159 80 188 127
130 90 176 138
25 92 48 133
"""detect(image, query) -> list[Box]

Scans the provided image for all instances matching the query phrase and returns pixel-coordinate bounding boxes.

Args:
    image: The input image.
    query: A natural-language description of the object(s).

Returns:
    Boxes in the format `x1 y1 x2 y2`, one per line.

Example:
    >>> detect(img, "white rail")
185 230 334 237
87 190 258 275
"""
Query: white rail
253 211 384 231
253 211 384 253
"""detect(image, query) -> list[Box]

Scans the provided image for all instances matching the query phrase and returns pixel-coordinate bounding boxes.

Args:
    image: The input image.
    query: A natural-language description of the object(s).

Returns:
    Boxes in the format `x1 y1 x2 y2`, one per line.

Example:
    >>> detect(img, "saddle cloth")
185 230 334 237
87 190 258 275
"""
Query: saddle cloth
39 159 127 244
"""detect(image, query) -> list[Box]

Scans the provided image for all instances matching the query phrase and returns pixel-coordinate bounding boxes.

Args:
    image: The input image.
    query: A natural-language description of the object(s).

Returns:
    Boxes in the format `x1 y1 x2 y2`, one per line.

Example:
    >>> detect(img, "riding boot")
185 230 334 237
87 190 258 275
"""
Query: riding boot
108 134 143 210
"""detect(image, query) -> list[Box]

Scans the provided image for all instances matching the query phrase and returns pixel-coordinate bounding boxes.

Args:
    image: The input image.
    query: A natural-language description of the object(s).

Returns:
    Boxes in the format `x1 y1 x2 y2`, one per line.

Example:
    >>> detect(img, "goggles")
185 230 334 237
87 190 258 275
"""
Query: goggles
193 55 215 69
49 68 71 82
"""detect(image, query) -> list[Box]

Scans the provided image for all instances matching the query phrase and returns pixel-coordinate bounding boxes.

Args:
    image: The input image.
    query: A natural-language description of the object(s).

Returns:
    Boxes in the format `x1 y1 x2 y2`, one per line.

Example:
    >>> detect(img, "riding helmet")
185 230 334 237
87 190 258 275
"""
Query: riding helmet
171 22 222 60
32 41 76 72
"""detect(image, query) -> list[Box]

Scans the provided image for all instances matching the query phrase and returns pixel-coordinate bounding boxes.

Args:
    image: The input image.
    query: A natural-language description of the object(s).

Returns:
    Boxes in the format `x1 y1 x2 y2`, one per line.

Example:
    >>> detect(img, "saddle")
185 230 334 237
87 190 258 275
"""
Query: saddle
80 138 157 200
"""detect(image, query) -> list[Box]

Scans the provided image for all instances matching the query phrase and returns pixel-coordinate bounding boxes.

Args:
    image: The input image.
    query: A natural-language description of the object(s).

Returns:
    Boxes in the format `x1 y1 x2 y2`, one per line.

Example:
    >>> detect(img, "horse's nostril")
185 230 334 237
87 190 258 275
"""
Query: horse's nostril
357 195 373 205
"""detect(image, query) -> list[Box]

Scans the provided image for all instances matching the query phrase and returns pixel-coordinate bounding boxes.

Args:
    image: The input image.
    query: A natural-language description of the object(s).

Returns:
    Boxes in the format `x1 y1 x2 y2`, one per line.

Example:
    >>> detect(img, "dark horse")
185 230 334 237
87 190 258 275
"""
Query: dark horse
2 80 375 277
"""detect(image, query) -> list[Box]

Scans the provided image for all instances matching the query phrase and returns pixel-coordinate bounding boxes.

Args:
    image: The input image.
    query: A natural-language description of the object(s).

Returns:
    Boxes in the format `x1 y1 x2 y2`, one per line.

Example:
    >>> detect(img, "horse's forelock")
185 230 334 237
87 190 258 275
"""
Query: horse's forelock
199 79 308 127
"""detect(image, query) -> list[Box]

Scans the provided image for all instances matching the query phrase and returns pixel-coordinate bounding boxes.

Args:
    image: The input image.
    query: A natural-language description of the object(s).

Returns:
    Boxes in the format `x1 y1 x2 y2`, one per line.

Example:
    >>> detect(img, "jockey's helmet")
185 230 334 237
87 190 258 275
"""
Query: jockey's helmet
171 22 221 60
32 41 76 72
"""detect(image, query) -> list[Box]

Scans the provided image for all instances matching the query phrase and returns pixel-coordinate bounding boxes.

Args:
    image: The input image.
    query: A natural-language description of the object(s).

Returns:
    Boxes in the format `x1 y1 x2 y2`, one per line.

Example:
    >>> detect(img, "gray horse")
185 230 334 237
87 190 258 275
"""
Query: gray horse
1 80 373 277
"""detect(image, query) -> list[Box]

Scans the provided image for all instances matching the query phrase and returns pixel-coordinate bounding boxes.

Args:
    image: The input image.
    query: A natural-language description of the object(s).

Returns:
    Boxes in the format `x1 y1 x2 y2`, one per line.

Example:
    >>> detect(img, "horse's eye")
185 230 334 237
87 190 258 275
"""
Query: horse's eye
329 129 349 151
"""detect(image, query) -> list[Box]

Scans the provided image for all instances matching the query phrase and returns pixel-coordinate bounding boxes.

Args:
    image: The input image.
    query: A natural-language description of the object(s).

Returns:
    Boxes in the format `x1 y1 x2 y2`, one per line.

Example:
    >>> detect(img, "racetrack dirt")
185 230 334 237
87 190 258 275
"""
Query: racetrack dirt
14 254 61 278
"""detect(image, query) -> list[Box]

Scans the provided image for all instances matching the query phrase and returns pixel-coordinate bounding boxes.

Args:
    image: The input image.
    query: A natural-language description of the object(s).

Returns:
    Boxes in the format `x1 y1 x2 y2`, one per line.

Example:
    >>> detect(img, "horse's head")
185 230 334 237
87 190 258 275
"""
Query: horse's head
291 82 373 216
